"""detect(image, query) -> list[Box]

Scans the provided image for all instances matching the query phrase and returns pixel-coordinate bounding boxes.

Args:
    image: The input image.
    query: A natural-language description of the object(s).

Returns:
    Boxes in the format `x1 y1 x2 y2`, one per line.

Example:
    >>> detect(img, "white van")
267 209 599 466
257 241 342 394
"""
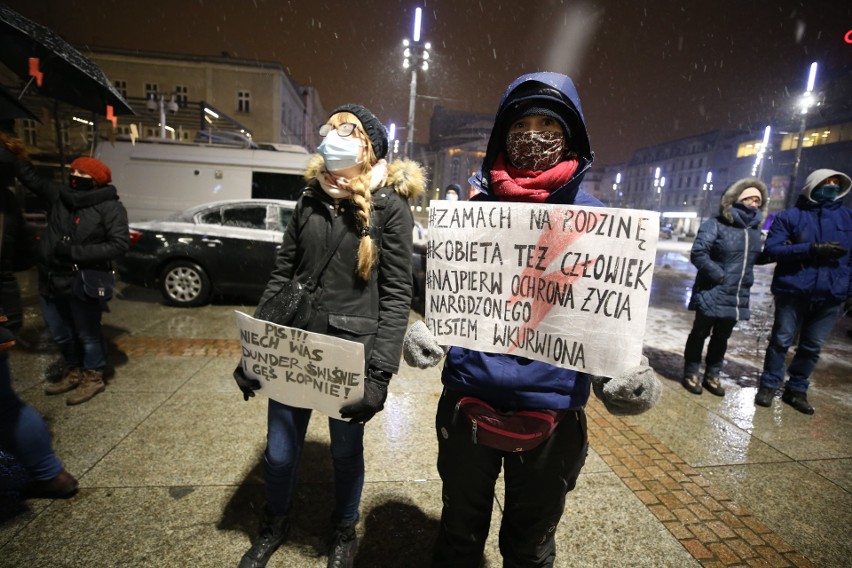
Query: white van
95 139 311 222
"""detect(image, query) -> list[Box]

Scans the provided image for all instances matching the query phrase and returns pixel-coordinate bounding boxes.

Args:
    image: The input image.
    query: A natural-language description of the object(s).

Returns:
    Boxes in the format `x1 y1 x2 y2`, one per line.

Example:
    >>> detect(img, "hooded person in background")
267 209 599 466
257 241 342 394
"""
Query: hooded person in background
681 179 768 397
233 104 424 568
403 72 661 567
3 149 128 406
754 169 852 414
444 183 461 201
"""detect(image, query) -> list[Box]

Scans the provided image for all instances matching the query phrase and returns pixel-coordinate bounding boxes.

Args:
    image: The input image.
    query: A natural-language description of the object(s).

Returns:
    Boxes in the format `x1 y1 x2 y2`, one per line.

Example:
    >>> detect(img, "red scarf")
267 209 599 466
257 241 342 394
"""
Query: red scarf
490 153 579 202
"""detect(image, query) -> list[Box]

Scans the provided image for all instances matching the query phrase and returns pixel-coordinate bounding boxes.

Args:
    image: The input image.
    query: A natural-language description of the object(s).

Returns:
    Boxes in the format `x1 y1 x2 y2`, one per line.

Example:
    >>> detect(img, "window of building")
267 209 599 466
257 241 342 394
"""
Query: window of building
145 83 159 100
238 91 251 113
113 80 127 99
175 85 188 107
21 119 37 146
736 140 761 157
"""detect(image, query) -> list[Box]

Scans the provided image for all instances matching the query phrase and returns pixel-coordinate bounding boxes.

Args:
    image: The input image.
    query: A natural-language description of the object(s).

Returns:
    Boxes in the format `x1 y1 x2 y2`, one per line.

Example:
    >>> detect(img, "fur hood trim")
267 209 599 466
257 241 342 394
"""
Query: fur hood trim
719 177 768 223
303 154 425 200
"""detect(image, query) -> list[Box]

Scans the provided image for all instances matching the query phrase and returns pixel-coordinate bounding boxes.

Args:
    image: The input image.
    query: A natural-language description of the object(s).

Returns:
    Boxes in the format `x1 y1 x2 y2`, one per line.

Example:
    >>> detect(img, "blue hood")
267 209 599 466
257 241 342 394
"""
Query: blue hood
470 72 594 201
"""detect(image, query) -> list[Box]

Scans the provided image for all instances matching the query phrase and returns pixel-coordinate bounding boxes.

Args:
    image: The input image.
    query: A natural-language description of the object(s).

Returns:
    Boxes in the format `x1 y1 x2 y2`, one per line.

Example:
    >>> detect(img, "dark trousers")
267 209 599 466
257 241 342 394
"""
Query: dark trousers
432 389 588 568
683 311 737 377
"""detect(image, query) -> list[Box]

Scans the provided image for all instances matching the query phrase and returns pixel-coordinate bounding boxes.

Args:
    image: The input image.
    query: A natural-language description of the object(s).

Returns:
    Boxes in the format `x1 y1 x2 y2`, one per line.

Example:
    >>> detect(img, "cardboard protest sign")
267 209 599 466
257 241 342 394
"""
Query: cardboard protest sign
426 202 659 377
235 312 365 419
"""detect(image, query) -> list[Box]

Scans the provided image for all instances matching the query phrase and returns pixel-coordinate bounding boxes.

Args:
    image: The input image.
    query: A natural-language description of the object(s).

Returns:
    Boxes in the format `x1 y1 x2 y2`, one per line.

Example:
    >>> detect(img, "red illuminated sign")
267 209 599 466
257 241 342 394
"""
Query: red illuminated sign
845 29 852 44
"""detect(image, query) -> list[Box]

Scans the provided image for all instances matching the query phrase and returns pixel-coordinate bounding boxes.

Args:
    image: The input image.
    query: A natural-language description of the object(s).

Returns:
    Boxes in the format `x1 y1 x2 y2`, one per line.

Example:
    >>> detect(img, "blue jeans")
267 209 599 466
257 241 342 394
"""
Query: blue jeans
760 295 842 393
683 311 737 377
0 353 63 481
40 294 106 371
265 399 365 523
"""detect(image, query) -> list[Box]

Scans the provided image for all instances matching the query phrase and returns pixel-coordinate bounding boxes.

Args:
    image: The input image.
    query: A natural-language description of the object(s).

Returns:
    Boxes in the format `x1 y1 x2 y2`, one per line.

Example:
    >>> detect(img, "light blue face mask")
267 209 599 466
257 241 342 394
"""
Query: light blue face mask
811 184 841 203
318 130 364 172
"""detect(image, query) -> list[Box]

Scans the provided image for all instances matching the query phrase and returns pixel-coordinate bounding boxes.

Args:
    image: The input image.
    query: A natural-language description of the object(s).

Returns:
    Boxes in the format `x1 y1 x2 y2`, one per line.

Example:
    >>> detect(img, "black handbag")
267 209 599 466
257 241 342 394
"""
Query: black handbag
72 267 115 301
255 224 347 330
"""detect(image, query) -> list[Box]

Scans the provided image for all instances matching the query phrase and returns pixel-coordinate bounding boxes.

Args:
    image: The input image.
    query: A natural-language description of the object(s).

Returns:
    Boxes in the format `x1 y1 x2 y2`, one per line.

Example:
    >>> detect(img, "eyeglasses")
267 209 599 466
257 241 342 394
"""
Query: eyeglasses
319 123 360 137
740 196 762 205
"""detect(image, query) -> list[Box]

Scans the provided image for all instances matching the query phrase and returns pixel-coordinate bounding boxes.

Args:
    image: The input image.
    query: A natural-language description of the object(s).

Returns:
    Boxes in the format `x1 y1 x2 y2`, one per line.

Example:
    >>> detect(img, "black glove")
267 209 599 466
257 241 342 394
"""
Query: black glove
233 365 261 401
54 240 73 260
339 368 390 424
810 242 847 261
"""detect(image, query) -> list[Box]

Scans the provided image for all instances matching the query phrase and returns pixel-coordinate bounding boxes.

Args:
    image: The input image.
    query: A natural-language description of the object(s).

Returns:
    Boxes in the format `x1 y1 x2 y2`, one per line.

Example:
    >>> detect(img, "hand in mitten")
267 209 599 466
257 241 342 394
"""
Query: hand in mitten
403 320 447 368
233 365 261 401
591 356 661 415
810 241 847 261
339 368 390 424
54 240 73 260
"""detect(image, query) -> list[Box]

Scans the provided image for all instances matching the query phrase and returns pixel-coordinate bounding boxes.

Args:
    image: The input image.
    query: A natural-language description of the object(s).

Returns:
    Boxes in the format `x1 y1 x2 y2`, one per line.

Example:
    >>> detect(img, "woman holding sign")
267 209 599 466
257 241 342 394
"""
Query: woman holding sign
404 73 661 567
233 105 424 568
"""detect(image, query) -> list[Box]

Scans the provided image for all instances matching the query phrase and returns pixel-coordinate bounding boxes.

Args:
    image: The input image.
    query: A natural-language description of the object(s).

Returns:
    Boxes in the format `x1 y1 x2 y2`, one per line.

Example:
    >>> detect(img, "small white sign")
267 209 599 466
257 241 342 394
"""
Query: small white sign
426 202 659 377
235 312 365 419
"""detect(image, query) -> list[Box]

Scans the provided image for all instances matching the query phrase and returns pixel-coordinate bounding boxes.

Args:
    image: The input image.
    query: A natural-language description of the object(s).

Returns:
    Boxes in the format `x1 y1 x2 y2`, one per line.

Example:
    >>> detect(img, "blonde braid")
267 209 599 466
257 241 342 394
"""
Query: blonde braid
348 172 377 280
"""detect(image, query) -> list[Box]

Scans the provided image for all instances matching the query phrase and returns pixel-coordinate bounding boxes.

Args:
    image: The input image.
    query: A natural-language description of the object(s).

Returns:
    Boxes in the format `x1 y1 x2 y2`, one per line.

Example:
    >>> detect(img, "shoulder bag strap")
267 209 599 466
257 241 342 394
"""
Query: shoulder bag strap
302 221 348 293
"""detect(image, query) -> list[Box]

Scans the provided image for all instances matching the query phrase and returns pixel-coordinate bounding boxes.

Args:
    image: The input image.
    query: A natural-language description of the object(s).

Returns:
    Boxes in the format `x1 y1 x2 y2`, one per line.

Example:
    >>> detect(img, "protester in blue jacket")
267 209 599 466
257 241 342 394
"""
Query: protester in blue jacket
682 178 767 396
404 72 661 567
755 168 852 414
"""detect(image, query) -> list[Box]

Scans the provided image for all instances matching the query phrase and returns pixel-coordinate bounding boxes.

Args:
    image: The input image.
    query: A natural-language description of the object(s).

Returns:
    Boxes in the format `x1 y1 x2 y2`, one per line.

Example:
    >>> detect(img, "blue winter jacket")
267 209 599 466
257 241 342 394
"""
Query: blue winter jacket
688 178 767 320
765 168 852 302
441 72 600 411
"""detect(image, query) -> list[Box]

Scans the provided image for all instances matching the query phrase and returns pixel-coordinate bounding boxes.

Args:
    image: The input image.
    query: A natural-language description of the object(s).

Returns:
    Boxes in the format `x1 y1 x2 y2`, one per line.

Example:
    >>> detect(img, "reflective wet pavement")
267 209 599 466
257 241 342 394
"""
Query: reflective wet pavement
1 240 850 567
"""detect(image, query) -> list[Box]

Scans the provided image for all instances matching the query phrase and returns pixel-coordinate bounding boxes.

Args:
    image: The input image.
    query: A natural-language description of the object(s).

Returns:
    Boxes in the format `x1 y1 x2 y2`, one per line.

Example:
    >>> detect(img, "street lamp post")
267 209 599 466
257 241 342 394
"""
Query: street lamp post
401 7 431 159
752 125 771 180
786 62 818 210
700 171 713 226
146 92 179 140
612 172 622 207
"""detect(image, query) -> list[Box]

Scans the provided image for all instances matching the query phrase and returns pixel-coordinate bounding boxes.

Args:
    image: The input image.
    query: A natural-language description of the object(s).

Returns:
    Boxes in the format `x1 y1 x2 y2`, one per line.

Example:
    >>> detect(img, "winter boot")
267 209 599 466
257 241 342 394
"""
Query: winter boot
238 508 289 568
327 522 358 568
754 386 776 407
25 469 79 499
44 367 82 395
681 373 702 395
66 370 105 405
702 375 725 397
781 389 814 415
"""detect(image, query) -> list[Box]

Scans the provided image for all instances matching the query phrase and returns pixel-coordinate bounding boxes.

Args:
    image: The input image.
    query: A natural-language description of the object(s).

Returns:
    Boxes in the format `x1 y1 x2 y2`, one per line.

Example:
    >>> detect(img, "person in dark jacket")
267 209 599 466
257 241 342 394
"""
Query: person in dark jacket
0 132 78 501
11 154 128 405
403 72 661 567
755 168 852 414
233 104 424 568
681 178 767 396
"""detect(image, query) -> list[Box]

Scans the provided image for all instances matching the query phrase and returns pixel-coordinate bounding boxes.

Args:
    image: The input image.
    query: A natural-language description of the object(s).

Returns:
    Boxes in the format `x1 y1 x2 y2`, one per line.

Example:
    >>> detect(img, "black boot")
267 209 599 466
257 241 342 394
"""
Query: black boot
781 389 815 415
327 522 358 568
754 386 776 407
238 508 289 568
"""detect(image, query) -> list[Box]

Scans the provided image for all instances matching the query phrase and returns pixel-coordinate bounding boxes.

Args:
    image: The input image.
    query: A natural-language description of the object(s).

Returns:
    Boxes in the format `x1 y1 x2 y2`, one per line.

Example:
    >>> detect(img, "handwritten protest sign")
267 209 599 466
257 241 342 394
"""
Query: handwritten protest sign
235 312 365 419
426 202 659 377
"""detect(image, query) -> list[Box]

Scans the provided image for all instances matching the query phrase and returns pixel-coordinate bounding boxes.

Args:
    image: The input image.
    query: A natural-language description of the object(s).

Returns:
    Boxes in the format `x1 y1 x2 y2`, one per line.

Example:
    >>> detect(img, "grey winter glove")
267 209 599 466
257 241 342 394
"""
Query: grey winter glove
233 365 261 401
810 241 847 261
591 356 661 415
340 368 390 424
403 320 448 368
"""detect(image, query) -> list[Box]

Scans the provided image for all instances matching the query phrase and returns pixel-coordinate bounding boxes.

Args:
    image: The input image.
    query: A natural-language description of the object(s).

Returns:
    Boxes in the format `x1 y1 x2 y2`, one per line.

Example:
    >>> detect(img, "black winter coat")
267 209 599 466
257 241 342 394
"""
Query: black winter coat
688 178 767 321
15 160 129 297
257 157 423 374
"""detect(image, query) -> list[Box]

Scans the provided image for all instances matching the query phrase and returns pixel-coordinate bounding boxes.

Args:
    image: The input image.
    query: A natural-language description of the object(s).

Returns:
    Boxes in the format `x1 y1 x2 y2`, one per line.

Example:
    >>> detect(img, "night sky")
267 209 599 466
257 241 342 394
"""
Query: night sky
4 0 851 164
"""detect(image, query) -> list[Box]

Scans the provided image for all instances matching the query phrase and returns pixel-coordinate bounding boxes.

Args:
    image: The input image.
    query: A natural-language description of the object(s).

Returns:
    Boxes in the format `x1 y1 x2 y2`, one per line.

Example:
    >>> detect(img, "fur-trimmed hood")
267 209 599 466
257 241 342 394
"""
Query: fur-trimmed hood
718 177 768 224
302 154 425 200
801 168 851 202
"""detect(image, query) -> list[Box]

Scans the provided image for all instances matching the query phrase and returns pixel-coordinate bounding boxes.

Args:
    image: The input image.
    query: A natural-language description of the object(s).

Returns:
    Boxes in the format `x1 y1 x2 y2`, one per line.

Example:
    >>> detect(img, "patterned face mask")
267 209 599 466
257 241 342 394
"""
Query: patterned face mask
505 130 565 171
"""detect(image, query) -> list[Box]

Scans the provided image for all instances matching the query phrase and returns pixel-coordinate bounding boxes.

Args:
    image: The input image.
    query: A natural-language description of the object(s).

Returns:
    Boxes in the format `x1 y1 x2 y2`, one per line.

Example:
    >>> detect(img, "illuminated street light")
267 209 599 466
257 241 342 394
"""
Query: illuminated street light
752 125 771 178
401 7 431 159
787 61 819 209
145 92 179 139
699 171 713 225
612 172 622 207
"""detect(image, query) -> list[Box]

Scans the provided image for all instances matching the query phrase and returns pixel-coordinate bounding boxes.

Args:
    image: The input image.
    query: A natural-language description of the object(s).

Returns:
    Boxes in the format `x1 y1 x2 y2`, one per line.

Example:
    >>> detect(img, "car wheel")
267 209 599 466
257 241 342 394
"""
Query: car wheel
159 260 212 307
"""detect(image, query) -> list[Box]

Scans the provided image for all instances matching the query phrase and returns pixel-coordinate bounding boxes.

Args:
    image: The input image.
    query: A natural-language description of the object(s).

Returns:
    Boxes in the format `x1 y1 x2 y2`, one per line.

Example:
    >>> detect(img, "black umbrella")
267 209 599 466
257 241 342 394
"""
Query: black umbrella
0 85 39 121
0 5 134 117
